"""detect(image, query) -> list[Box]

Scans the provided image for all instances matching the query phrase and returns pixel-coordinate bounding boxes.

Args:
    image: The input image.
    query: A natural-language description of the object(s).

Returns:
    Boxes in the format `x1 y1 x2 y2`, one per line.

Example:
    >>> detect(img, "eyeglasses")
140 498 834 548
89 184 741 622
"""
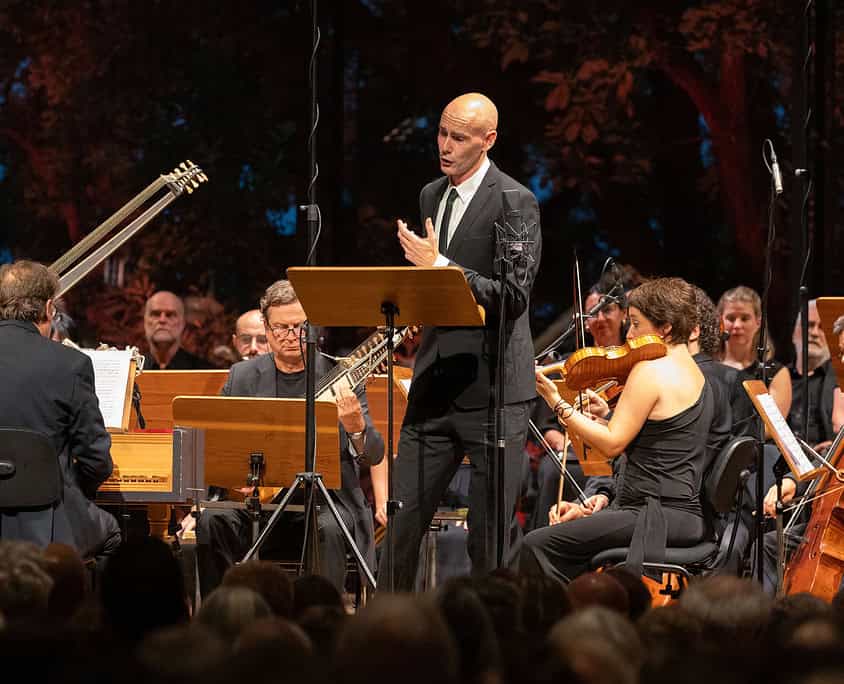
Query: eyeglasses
236 334 269 346
268 321 307 339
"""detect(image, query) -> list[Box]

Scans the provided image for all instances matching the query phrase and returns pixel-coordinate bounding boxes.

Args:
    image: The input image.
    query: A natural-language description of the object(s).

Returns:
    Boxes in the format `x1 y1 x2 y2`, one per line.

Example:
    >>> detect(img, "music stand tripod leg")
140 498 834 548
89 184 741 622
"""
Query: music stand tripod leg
241 475 305 563
313 475 377 590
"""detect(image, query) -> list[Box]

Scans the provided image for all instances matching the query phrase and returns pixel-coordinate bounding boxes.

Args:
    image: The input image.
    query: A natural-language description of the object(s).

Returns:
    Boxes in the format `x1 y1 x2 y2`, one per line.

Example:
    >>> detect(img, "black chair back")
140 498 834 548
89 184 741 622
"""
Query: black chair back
703 436 757 515
0 428 61 509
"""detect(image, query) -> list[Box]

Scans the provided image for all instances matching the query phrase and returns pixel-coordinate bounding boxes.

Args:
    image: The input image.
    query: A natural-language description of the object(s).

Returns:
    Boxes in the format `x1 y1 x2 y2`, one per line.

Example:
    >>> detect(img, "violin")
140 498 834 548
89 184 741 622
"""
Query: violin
539 334 667 390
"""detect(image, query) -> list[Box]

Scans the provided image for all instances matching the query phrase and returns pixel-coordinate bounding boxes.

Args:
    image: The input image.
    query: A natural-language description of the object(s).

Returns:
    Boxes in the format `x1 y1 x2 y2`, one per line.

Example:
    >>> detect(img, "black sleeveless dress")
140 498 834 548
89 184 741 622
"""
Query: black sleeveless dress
520 380 715 582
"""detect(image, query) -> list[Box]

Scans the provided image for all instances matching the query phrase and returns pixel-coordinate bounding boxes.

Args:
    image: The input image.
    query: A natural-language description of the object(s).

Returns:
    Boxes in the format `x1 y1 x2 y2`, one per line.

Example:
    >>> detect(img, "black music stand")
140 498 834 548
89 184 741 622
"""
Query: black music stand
288 266 484 591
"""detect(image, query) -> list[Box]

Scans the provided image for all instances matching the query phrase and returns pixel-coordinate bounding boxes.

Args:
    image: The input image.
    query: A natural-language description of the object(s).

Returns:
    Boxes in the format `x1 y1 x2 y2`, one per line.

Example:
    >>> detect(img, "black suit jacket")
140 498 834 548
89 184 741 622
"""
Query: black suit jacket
408 160 542 415
0 320 113 555
220 352 384 570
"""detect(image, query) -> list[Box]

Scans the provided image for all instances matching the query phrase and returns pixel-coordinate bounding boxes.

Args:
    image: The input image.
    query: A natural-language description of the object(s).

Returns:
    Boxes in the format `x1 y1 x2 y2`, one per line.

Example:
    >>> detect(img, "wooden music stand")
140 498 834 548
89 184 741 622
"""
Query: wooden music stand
132 370 229 431
172 396 340 490
171 395 369 580
817 297 844 389
288 266 484 591
743 380 823 482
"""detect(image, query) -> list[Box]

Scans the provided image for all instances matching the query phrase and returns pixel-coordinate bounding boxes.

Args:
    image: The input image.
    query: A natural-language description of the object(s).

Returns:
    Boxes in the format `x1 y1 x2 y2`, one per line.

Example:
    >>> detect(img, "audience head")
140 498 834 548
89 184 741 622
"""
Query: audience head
42 542 87 620
567 571 630 615
0 540 53 622
137 623 228 684
292 573 344 619
0 259 59 337
435 579 501 683
793 299 830 374
222 560 293 618
197 585 272 642
626 277 697 346
260 279 307 370
232 309 270 360
233 616 314 672
297 604 347 656
144 290 186 353
517 573 572 638
679 575 773 655
547 605 641 684
333 594 459 684
100 536 189 643
604 567 652 621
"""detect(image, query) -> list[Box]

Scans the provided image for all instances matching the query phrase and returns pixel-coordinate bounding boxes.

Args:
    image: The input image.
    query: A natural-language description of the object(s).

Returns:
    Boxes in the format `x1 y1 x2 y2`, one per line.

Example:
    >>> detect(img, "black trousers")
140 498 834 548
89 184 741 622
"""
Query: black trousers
378 400 531 591
519 505 706 583
196 494 356 597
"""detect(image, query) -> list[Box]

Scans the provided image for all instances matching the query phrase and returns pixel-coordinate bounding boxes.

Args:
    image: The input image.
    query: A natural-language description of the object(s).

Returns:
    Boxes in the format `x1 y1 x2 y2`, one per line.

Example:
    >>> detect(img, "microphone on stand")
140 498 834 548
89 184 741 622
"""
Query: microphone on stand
766 140 784 196
495 190 535 284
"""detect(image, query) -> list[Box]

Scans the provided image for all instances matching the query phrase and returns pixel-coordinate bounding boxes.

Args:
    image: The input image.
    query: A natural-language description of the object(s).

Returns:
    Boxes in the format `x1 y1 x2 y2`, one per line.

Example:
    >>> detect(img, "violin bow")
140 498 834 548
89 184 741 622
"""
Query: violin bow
527 419 588 505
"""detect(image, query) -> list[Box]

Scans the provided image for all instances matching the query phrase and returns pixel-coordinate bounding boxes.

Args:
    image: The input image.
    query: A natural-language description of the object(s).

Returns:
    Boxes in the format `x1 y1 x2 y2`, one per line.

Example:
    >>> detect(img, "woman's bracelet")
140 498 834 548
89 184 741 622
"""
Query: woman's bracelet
553 399 575 424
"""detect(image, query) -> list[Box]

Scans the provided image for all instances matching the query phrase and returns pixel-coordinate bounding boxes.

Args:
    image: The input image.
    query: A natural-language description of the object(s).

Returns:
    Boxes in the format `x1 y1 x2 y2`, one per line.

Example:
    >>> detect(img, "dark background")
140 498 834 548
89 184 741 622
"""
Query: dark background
0 0 841 362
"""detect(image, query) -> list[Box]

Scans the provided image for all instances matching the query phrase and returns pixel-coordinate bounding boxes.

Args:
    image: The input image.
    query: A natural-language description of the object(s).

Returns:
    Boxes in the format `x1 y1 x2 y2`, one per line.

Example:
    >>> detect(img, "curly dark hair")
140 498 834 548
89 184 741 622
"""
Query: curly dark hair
626 277 698 345
690 285 721 356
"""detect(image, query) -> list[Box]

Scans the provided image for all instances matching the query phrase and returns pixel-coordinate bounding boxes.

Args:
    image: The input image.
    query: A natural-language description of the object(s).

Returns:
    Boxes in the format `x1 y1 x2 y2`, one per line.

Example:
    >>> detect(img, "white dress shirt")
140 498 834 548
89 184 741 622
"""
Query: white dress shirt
433 156 491 267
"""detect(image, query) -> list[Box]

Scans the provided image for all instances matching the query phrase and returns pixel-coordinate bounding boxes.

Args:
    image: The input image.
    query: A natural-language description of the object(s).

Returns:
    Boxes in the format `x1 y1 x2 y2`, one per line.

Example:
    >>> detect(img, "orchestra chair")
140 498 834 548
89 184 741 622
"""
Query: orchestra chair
0 428 62 543
589 436 757 600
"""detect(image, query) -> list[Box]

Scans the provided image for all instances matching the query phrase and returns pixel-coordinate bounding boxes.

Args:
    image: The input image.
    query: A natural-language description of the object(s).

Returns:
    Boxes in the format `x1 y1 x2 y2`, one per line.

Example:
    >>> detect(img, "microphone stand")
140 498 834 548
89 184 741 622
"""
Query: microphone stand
754 143 779 586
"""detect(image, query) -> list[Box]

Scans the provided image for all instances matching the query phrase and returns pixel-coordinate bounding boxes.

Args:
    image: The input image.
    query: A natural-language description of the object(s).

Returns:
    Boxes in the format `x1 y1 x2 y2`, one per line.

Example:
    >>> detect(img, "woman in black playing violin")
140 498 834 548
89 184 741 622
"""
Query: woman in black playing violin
521 277 715 582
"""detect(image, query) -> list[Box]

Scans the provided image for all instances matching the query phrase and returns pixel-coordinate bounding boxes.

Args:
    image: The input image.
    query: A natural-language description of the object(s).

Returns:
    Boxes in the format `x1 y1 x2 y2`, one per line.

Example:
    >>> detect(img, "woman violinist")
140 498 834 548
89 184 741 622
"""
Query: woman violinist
526 282 628 531
521 278 715 582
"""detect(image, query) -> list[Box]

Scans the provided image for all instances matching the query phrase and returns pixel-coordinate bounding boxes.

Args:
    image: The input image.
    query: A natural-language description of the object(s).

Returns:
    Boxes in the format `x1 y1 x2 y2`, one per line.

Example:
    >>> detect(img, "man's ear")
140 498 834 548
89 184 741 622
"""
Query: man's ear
483 129 497 152
44 298 55 324
689 324 701 343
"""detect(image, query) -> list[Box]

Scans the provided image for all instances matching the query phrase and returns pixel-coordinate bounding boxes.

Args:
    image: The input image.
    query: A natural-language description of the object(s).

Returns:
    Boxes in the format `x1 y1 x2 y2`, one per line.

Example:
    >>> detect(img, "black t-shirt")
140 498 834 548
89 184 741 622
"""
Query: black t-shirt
144 347 211 370
275 368 307 399
726 360 784 438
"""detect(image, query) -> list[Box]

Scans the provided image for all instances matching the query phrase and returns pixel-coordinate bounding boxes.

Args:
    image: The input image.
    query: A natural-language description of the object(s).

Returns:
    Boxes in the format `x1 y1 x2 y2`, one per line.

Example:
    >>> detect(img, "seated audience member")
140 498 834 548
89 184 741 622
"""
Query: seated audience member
100 536 190 643
0 540 53 623
232 308 270 360
137 624 228 684
523 278 714 583
0 260 116 559
43 542 88 620
332 595 459 684
222 559 293 618
143 290 211 369
196 585 272 642
292 574 345 619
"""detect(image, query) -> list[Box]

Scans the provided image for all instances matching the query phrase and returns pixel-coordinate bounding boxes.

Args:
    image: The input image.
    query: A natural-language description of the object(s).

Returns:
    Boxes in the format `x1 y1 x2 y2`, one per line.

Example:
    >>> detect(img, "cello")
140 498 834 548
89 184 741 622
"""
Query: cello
782 429 844 600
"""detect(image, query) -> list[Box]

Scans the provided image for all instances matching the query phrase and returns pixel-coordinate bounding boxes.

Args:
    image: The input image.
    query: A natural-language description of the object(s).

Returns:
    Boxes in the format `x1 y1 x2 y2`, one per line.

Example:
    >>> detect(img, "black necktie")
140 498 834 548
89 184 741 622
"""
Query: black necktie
438 188 459 255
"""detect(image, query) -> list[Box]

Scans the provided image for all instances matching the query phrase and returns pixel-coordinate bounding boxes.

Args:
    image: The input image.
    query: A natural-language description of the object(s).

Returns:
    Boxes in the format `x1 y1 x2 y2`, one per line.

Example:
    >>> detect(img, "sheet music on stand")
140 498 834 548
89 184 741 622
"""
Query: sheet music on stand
743 380 823 481
80 348 136 432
